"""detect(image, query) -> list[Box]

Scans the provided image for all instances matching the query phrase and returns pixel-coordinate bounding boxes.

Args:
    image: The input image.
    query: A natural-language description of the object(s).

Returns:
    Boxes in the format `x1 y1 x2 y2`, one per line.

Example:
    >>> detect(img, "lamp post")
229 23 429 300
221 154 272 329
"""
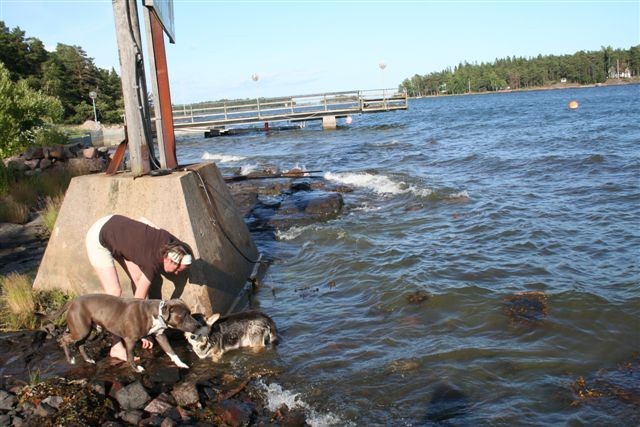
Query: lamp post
251 73 260 117
378 61 387 99
89 91 98 122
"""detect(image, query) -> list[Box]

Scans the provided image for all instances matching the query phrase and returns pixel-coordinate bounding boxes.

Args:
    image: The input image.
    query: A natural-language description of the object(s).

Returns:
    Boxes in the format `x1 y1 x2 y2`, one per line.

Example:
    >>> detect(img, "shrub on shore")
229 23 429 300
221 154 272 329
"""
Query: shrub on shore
0 161 18 197
0 272 37 330
0 161 74 224
0 272 72 331
0 195 31 224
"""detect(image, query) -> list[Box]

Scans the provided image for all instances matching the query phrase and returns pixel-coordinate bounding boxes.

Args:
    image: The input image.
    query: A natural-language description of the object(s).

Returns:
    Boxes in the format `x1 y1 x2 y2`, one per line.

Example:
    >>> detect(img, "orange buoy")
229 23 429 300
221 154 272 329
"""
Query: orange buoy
568 100 579 110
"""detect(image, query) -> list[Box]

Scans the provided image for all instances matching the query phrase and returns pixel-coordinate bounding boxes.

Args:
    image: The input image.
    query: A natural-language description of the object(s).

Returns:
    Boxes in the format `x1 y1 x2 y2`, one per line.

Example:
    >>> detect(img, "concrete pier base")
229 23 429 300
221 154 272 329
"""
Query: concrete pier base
33 162 258 315
322 115 336 130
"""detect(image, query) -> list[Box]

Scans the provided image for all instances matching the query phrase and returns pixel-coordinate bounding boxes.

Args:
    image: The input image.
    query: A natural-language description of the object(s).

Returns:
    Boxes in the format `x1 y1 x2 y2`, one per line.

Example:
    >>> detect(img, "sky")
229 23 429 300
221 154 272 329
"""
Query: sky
1 0 639 104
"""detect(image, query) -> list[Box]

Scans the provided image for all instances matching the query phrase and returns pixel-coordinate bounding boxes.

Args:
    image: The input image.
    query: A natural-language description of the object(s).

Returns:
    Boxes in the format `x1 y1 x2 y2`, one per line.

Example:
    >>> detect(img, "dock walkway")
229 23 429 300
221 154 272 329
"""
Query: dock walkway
172 89 408 132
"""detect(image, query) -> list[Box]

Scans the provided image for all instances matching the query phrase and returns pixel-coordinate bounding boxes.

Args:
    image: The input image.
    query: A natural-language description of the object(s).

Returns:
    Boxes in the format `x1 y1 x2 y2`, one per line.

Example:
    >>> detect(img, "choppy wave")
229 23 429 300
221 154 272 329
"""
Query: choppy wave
240 163 259 175
201 151 246 162
258 381 350 427
324 171 434 198
275 225 314 241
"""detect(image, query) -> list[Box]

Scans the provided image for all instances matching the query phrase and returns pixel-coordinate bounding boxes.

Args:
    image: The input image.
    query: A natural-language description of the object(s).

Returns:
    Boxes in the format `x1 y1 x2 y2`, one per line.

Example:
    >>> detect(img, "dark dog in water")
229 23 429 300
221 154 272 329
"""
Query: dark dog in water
185 311 278 361
58 294 200 372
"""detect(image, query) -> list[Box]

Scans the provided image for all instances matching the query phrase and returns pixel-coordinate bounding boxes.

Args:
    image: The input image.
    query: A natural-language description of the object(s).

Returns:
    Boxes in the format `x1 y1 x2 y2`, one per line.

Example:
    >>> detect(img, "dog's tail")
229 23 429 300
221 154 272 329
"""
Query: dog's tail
46 300 72 322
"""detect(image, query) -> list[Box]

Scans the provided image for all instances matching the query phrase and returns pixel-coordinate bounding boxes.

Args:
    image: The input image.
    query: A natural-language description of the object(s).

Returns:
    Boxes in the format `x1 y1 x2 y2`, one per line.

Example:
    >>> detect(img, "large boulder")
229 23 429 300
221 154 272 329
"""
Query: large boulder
227 177 347 232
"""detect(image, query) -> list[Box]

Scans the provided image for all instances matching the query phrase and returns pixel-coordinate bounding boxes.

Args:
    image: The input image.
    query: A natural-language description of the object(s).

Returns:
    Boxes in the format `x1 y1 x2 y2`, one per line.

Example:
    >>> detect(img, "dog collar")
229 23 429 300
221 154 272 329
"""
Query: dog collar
148 300 167 335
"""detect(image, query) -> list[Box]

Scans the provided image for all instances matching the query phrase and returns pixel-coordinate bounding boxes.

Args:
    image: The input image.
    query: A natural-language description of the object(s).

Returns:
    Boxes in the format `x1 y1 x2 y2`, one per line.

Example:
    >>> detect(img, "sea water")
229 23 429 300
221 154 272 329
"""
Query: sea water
178 84 640 425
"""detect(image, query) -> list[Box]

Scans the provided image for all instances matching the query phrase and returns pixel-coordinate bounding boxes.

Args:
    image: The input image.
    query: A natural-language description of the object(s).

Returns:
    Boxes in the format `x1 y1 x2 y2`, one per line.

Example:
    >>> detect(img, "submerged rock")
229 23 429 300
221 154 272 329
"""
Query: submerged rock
406 290 430 304
425 382 470 423
570 354 640 407
504 290 548 324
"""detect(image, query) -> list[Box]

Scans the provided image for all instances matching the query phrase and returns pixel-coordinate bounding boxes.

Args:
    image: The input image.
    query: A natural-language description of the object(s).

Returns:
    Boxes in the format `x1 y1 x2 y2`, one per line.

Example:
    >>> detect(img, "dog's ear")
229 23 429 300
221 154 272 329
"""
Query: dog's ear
206 313 221 326
191 313 207 325
163 300 184 318
162 299 191 319
162 302 171 319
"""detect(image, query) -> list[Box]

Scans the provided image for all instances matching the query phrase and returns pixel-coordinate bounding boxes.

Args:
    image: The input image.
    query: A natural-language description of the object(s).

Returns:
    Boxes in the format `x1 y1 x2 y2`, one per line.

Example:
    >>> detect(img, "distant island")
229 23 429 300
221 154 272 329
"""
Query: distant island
399 45 639 97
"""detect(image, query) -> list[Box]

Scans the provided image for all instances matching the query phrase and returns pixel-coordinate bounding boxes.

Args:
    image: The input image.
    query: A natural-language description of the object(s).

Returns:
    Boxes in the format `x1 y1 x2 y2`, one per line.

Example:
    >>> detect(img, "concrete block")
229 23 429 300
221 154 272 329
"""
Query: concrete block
33 162 258 315
101 127 126 147
322 115 337 130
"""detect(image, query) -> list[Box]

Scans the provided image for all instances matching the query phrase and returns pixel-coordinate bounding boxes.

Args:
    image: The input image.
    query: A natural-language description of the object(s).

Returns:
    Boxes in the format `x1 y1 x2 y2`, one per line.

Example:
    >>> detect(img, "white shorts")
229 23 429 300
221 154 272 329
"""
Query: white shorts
85 215 115 268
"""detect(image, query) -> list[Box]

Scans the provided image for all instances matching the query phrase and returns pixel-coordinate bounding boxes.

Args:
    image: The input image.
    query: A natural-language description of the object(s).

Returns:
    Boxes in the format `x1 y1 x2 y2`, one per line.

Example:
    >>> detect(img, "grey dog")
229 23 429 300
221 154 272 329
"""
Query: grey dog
59 294 200 372
185 311 278 361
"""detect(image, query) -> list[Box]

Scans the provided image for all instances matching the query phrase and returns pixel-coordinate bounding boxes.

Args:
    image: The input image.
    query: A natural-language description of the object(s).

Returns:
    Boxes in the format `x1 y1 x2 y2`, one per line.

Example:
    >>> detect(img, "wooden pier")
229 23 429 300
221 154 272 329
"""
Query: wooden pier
172 88 408 133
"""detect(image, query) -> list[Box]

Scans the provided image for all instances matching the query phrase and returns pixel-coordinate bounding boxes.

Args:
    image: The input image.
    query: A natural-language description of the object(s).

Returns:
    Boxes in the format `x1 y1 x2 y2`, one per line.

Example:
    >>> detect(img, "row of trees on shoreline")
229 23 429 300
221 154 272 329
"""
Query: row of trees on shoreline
0 21 123 125
399 45 640 97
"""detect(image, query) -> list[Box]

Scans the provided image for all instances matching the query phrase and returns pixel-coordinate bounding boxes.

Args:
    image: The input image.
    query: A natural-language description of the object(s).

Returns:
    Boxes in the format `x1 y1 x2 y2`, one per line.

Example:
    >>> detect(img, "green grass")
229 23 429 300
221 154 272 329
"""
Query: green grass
0 162 75 224
0 161 18 197
27 367 42 385
0 196 30 224
41 195 64 236
0 272 37 330
0 272 73 331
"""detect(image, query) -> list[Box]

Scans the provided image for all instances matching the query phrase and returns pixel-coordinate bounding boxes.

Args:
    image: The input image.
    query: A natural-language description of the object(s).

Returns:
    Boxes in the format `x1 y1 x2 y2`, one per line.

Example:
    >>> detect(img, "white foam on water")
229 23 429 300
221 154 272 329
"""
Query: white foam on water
276 225 347 243
324 171 403 194
407 184 434 198
284 163 309 173
275 225 313 241
324 171 433 198
201 152 246 162
448 190 470 199
240 163 259 175
350 202 382 213
258 381 349 427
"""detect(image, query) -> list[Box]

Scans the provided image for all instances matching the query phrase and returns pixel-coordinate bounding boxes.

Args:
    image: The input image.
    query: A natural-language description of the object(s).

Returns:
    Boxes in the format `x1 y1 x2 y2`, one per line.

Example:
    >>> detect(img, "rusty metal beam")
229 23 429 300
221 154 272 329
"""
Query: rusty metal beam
147 8 177 169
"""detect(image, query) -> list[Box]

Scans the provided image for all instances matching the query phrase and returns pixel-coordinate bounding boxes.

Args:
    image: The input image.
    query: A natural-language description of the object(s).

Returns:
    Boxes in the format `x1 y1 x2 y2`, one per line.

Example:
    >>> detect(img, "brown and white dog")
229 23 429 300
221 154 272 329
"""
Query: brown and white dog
59 294 200 372
185 311 278 361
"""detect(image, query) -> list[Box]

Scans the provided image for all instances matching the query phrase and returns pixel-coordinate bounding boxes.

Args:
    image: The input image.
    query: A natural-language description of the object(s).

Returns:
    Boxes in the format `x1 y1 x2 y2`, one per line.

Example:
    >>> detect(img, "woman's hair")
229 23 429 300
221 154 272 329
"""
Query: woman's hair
161 240 193 264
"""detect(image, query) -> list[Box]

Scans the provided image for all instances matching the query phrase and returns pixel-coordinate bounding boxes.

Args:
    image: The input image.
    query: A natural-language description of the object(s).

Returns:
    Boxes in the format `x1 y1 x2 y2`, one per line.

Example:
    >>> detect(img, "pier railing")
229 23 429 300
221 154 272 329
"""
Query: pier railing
172 89 408 130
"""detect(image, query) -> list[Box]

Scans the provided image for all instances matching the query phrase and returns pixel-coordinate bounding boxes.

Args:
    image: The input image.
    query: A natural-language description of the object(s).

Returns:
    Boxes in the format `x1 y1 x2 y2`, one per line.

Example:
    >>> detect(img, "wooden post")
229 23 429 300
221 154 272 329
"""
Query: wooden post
112 0 151 176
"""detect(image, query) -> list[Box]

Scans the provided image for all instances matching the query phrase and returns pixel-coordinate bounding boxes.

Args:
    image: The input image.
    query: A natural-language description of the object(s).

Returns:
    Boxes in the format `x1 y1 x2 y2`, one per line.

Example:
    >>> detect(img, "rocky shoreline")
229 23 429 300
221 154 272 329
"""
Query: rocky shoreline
0 328 306 426
0 168 349 426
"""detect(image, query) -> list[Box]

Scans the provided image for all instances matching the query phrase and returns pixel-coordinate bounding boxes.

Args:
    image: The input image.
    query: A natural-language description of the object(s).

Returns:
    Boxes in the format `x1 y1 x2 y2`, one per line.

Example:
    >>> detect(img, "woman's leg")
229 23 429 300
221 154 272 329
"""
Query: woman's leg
94 266 122 296
92 267 127 360
123 259 151 299
122 260 154 350
86 216 129 361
